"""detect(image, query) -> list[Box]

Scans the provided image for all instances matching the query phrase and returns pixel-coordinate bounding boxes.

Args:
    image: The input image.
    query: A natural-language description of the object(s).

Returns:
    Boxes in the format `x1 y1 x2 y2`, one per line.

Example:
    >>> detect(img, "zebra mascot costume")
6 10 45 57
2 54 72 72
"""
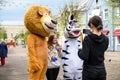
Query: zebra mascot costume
62 14 83 80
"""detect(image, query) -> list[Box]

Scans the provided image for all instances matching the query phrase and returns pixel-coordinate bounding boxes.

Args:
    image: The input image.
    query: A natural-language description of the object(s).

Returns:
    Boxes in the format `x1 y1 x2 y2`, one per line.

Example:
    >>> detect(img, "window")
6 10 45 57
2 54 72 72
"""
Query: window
104 9 108 20
16 32 18 36
92 7 100 16
117 36 120 44
11 32 13 38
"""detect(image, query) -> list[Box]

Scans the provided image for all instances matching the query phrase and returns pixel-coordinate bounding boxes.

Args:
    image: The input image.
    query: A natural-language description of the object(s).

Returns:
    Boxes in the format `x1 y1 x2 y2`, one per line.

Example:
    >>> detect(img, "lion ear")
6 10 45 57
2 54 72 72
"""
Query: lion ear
37 10 43 17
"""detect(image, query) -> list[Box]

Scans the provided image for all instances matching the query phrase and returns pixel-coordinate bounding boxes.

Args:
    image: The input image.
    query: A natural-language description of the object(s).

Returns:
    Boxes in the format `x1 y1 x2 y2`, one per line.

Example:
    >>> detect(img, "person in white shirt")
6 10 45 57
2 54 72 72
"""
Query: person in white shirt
46 35 62 80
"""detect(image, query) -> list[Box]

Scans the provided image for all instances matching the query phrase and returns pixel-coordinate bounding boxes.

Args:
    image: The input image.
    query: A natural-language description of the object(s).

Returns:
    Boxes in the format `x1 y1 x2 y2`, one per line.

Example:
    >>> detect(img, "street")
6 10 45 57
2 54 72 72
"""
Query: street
0 46 28 80
0 46 120 80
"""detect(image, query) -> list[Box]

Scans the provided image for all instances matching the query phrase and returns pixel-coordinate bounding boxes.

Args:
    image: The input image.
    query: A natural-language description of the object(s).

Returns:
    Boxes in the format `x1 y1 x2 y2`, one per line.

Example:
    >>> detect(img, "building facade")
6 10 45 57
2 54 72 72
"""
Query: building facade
83 0 120 51
0 22 27 44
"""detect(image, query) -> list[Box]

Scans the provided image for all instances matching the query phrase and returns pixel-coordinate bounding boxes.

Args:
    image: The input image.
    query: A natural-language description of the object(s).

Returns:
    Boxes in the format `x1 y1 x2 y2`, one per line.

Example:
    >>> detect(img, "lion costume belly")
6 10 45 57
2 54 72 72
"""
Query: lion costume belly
27 34 48 80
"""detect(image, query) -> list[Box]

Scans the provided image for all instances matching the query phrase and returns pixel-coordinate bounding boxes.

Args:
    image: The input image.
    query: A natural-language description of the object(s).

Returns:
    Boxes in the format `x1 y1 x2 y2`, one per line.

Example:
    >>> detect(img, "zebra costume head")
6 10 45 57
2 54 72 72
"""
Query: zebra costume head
64 14 81 39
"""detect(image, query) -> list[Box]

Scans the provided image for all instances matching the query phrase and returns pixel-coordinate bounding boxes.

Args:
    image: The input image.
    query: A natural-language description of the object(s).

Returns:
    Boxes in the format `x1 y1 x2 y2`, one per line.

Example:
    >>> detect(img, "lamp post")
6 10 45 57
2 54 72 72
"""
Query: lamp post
21 30 26 48
112 3 115 51
21 30 24 43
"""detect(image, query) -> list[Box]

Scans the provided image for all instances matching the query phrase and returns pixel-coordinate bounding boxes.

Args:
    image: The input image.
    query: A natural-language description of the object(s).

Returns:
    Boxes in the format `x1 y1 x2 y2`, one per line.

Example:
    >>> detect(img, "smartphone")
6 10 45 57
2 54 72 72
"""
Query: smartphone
83 29 92 34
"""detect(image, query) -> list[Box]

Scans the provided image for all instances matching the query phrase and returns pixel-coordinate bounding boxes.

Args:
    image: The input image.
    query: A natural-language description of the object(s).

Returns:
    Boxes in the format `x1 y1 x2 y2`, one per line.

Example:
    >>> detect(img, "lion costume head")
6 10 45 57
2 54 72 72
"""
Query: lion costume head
24 5 57 37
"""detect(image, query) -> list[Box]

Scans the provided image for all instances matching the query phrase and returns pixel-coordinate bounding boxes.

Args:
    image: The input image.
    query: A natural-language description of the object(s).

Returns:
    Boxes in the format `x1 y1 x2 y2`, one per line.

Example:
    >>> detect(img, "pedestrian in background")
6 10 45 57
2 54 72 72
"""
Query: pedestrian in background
46 35 62 80
0 41 8 66
78 16 109 80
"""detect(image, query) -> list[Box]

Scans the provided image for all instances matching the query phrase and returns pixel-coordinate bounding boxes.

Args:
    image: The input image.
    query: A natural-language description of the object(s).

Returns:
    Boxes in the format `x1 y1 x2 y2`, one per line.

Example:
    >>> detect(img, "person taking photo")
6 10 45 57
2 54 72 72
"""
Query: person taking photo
78 16 109 80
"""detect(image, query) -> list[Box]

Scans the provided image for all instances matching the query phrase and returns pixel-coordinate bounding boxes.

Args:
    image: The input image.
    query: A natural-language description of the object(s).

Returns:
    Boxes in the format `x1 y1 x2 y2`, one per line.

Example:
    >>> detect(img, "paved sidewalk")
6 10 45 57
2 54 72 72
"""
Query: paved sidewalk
0 46 120 80
58 51 120 80
0 46 28 80
104 51 120 80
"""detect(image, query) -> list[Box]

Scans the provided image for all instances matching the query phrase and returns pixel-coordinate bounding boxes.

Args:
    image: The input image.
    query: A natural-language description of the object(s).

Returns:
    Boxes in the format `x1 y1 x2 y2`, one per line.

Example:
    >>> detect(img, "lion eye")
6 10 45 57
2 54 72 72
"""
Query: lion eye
45 13 48 16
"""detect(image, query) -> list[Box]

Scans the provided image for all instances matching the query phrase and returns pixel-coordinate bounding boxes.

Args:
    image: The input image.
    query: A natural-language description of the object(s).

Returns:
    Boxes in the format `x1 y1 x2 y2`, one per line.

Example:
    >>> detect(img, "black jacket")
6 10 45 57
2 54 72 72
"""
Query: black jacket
78 33 109 66
0 43 8 57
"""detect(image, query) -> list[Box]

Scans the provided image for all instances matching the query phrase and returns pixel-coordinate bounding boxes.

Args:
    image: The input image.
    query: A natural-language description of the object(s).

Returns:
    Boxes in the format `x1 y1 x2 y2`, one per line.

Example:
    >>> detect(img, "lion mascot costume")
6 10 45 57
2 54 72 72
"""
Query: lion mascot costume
62 14 83 80
24 5 57 80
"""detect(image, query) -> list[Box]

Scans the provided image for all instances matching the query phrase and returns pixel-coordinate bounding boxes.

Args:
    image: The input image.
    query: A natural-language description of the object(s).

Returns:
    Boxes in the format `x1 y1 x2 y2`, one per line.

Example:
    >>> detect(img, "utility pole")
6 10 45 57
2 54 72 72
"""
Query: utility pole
112 4 115 51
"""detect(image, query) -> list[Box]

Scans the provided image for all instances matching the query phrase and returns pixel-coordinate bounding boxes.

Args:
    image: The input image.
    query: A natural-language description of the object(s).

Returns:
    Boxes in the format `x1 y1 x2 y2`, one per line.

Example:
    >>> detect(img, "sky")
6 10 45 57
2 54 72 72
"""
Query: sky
0 0 81 24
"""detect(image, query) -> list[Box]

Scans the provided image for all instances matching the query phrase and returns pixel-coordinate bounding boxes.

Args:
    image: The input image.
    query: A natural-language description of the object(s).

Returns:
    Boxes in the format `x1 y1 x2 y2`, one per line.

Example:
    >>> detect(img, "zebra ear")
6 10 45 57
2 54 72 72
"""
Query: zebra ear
70 14 74 20
68 14 74 22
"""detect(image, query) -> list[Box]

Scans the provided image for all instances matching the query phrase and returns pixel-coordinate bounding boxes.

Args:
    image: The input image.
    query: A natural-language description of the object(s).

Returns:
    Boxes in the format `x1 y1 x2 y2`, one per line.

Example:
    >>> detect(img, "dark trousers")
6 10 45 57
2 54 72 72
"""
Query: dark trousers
82 66 106 80
46 67 60 80
1 57 5 65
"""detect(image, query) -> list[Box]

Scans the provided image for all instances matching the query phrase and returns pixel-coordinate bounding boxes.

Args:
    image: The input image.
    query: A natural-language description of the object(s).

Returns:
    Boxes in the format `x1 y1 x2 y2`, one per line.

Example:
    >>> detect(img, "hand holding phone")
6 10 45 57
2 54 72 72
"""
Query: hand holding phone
83 29 92 34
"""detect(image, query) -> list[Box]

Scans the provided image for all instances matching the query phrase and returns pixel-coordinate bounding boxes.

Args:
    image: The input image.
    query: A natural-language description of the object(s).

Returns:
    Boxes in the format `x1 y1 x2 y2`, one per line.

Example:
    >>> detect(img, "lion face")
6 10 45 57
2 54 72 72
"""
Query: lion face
39 8 57 33
24 5 57 37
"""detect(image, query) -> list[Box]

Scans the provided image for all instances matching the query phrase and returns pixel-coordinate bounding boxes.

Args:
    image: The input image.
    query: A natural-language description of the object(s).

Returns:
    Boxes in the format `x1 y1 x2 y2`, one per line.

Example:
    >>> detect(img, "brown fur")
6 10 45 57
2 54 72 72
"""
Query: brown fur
24 6 51 37
24 5 56 80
